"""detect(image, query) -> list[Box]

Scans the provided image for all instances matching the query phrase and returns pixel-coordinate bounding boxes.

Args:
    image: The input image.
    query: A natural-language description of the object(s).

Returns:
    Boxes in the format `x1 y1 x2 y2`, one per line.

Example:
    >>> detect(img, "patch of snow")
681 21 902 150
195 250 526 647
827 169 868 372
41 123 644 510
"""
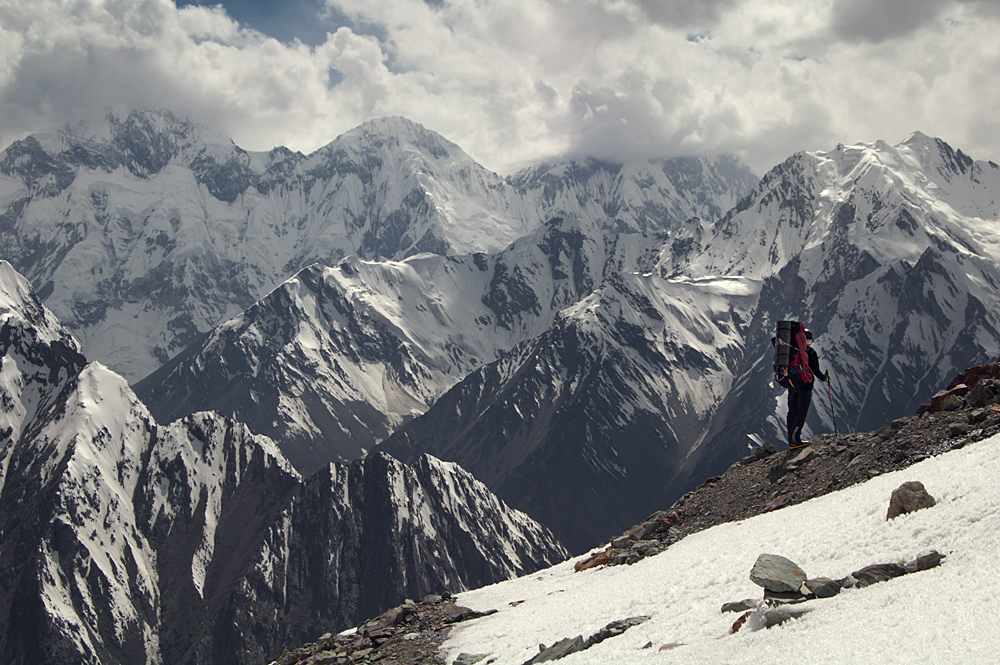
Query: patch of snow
445 433 1000 665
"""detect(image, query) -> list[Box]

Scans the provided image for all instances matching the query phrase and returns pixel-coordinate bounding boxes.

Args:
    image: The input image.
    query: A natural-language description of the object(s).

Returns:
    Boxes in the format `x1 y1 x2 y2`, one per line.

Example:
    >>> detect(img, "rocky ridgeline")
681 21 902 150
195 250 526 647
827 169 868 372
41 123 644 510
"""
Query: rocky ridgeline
269 594 496 665
576 364 1000 572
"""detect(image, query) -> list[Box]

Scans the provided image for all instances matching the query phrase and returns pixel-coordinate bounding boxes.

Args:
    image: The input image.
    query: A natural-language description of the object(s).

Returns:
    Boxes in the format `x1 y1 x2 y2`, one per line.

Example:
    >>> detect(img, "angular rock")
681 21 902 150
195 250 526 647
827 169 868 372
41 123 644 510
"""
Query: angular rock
887 481 936 519
749 554 807 593
904 550 946 573
455 653 491 665
969 408 991 425
721 599 759 613
940 393 964 411
762 607 812 629
763 492 795 512
949 423 972 437
303 651 341 665
803 577 842 598
966 380 1000 408
585 616 651 647
524 636 586 664
763 588 811 604
441 604 497 624
575 549 612 572
851 563 908 587
382 604 418 626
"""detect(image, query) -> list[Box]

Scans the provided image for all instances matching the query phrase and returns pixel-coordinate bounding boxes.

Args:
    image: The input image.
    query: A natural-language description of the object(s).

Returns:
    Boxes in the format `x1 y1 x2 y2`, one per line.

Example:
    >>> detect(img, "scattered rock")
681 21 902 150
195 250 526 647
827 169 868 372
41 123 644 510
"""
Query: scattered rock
574 549 612 572
966 379 1000 408
274 364 998 665
522 617 650 663
523 636 585 664
887 481 936 519
721 599 759 613
585 616 650 647
659 642 684 651
749 554 807 593
904 550 946 573
849 563 908 588
763 492 795 512
760 606 812 629
441 604 497 624
929 384 969 412
731 601 812 633
762 588 811 604
948 423 972 437
803 577 842 598
454 653 490 665
269 596 496 665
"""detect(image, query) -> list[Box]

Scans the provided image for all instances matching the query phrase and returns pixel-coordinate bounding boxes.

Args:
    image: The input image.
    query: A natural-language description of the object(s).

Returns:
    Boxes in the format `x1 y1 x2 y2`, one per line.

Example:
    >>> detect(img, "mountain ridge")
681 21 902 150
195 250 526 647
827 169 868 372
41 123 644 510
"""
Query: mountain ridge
0 261 566 664
0 109 756 380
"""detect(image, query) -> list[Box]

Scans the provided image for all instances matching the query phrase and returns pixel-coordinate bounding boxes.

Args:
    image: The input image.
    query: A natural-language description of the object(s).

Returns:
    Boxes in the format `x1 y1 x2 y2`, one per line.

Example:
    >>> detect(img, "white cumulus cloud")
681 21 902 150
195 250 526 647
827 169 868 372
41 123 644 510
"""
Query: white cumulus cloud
1 0 998 175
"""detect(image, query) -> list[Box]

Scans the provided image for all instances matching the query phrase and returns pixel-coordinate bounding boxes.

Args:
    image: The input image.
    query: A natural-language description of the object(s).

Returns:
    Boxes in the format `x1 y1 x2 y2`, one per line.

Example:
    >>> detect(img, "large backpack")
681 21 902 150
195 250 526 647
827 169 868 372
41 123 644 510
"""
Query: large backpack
773 320 814 389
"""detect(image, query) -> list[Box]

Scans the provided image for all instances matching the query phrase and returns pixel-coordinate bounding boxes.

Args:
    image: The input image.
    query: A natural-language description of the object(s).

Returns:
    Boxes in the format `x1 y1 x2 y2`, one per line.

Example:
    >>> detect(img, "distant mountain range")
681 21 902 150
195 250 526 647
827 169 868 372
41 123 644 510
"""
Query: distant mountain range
3 110 1000 662
0 109 756 381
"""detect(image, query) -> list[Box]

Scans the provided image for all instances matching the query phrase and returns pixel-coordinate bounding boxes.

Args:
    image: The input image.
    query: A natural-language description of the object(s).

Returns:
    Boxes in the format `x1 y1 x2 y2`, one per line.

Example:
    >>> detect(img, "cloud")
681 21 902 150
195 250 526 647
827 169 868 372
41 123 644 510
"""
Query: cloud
829 0 945 42
1 0 999 177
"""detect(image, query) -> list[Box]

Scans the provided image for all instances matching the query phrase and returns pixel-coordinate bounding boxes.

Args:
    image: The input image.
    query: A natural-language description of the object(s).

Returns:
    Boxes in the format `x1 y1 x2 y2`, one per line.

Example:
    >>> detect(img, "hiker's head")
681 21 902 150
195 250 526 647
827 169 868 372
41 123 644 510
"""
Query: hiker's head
805 330 814 344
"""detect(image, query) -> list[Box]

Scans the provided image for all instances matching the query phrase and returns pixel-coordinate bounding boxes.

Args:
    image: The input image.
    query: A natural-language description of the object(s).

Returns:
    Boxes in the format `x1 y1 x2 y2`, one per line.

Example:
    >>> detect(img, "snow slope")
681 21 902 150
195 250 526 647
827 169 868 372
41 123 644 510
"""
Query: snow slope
444 432 1000 665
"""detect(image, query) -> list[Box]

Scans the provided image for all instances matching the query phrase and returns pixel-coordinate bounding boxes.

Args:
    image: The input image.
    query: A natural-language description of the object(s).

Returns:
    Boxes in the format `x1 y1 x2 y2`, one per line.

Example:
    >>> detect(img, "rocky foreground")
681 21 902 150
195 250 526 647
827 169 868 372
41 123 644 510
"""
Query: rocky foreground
270 364 1000 665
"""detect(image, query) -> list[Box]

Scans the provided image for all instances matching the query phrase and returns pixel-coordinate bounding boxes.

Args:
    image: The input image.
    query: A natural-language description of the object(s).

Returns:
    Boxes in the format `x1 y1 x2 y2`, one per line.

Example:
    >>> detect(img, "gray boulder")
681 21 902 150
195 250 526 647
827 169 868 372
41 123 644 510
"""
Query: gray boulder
750 554 807 593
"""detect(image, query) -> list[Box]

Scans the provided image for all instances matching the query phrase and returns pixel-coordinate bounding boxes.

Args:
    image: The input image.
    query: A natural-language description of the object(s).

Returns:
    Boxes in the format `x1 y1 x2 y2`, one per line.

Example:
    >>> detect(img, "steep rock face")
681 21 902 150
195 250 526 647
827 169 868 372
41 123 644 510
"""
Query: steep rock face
0 111 757 381
380 269 757 554
215 452 566 664
0 264 566 665
511 155 758 234
382 134 1000 552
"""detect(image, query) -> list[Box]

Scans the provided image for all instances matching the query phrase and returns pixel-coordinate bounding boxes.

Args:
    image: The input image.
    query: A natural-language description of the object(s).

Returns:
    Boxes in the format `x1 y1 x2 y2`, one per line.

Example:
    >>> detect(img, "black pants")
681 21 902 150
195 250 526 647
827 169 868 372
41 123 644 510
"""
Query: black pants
787 386 813 446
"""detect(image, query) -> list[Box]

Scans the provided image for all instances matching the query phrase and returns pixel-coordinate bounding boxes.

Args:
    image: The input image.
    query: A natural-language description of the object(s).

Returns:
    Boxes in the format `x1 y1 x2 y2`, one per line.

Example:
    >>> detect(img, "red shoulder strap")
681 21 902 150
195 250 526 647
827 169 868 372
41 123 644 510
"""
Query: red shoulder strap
791 324 814 383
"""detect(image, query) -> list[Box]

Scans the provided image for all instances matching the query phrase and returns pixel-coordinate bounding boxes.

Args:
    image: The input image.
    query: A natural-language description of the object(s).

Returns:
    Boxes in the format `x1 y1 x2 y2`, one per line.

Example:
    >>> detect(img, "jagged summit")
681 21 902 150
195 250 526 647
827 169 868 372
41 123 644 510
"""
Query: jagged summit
0 108 756 379
325 115 473 162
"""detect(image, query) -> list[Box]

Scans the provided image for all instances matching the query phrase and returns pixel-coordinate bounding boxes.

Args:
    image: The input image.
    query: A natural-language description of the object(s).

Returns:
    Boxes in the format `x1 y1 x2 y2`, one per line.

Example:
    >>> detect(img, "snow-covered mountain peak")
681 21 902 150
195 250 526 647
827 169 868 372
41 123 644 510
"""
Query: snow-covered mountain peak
330 116 472 163
685 133 1000 282
0 261 78 348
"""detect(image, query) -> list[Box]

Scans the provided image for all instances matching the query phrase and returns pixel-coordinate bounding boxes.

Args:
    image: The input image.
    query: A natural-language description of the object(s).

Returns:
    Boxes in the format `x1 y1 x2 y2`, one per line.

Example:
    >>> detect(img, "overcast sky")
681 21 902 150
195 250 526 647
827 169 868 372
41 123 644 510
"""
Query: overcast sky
2 0 998 175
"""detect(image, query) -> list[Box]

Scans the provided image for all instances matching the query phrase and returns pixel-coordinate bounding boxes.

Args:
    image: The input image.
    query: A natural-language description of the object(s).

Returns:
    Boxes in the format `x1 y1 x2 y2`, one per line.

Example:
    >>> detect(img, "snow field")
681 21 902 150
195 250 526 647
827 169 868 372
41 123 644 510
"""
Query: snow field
445 433 1000 665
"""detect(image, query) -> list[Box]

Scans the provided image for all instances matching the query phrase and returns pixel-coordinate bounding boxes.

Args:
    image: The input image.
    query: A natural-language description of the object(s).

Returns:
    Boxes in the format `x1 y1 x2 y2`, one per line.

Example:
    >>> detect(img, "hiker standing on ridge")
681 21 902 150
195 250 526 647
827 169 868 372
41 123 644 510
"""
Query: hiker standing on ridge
787 330 829 449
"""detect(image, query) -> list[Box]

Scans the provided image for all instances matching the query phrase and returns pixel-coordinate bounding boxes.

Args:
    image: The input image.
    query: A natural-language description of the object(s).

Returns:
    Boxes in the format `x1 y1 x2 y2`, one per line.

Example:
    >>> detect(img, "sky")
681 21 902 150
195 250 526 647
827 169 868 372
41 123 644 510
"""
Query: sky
1 0 999 175
443 431 1000 664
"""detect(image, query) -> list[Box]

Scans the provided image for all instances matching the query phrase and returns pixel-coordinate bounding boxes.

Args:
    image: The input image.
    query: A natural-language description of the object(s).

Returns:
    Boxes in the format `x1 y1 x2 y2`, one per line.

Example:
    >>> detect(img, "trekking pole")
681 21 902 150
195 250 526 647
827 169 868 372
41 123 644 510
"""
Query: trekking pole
827 370 839 435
